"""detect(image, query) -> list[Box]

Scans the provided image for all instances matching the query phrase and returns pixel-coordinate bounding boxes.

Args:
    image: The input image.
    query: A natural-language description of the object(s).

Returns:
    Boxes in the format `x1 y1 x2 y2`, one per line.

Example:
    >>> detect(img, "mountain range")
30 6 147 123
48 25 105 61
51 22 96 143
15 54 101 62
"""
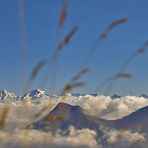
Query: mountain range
30 102 148 147
1 89 148 102
32 102 110 136
113 105 148 133
0 89 147 147
0 89 17 102
32 102 148 134
0 89 49 102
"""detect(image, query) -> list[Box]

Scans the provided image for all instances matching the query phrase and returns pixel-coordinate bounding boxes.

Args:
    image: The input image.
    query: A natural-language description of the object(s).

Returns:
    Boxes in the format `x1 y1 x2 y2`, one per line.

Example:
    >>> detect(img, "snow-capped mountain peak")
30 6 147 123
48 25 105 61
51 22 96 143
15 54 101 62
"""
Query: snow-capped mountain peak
23 89 46 99
0 89 17 102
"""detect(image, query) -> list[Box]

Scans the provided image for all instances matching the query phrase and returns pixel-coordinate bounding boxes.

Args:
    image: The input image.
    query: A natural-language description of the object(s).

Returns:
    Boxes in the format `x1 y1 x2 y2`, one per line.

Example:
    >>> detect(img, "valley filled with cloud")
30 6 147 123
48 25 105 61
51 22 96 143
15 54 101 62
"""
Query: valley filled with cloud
0 90 148 147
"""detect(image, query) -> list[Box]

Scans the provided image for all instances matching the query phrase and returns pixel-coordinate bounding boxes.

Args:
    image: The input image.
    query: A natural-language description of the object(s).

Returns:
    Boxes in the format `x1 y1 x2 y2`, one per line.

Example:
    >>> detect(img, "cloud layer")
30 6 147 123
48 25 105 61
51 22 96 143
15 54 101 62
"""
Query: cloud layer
62 95 148 119
0 95 148 147
0 126 146 148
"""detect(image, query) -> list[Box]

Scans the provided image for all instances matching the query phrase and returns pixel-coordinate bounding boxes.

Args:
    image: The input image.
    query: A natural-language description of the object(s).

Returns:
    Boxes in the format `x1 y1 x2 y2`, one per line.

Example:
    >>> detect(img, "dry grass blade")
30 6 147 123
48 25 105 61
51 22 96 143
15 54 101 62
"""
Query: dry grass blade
30 60 46 80
136 40 148 53
81 18 128 67
107 72 132 82
107 18 128 31
113 72 132 79
64 26 78 44
24 102 54 129
97 72 132 93
18 0 26 50
18 0 27 89
59 0 67 29
136 41 148 54
41 26 78 91
119 52 137 72
71 67 91 81
71 81 86 87
98 40 148 95
144 40 148 47
104 73 131 95
100 18 128 40
136 40 148 54
46 116 64 121
119 41 148 72
56 26 78 54
137 48 145 53
47 26 78 92
0 106 9 129
25 60 46 93
47 0 68 92
63 81 86 95
33 102 52 120
62 66 90 97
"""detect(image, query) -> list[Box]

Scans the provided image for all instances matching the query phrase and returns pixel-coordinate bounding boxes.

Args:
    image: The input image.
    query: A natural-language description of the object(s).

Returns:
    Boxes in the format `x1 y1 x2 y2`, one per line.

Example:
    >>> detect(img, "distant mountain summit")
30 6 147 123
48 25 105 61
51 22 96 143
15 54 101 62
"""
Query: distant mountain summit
111 94 121 99
0 89 50 103
0 89 17 102
23 89 48 99
113 106 148 133
139 94 148 99
33 102 148 135
33 102 110 135
20 89 51 105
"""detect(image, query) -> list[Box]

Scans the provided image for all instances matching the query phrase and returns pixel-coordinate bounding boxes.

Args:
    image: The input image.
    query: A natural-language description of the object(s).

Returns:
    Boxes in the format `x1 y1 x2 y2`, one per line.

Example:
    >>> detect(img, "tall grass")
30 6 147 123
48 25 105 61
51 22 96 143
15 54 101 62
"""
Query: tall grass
0 106 9 130
97 41 148 94
18 0 27 92
0 0 147 148
80 18 128 68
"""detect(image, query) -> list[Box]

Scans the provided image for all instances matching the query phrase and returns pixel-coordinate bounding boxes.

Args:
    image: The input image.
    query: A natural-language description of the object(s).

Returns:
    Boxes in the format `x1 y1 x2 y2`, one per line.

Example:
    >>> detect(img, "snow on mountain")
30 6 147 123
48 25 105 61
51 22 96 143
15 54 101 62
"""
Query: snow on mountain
23 89 46 98
22 89 49 103
0 89 17 102
0 89 51 103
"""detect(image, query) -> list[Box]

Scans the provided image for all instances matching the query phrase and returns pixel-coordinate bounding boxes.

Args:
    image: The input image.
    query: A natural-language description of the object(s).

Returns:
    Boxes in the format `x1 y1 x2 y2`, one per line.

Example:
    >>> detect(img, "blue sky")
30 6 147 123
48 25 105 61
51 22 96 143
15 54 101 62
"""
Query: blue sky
0 0 148 95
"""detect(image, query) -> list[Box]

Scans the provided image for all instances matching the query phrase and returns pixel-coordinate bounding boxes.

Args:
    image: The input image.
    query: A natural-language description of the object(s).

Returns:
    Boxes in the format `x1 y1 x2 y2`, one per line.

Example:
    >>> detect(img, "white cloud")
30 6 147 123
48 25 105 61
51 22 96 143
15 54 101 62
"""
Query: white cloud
99 126 146 147
106 130 145 144
62 95 148 119
0 127 100 148
0 95 148 147
1 95 148 132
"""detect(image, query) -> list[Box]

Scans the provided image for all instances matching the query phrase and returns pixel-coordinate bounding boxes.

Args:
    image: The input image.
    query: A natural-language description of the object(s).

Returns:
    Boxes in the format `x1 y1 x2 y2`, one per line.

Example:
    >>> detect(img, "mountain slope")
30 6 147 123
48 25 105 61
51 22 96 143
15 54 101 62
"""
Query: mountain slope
33 102 110 135
23 89 46 98
112 106 148 133
21 89 49 103
33 102 148 135
0 89 17 102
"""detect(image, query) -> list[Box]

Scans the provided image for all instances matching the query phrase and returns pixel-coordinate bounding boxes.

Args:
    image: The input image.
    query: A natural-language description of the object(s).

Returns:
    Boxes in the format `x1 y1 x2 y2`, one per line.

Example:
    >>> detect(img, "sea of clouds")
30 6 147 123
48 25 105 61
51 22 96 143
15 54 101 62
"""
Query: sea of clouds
0 126 146 148
60 94 148 119
0 94 148 147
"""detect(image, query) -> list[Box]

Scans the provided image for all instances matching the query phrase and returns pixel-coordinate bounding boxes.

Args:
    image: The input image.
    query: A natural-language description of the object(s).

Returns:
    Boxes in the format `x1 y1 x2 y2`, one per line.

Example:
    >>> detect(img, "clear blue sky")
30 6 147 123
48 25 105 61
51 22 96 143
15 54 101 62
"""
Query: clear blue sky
0 0 148 96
